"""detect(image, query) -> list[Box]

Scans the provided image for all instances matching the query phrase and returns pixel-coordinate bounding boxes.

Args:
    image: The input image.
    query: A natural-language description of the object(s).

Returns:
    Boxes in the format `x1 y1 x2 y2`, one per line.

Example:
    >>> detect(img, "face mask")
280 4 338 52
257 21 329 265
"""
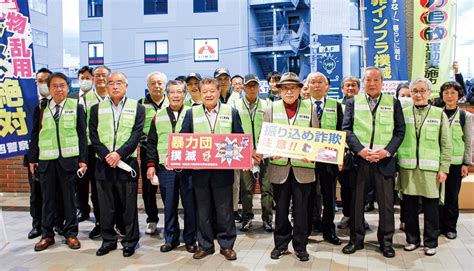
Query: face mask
398 97 413 108
80 79 93 92
38 83 49 97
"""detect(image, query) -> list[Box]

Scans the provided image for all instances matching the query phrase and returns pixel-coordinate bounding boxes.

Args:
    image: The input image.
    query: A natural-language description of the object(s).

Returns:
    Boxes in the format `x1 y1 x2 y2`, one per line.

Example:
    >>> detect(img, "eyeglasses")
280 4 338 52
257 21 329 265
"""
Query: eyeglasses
168 91 184 95
108 81 125 87
50 84 67 90
411 89 428 95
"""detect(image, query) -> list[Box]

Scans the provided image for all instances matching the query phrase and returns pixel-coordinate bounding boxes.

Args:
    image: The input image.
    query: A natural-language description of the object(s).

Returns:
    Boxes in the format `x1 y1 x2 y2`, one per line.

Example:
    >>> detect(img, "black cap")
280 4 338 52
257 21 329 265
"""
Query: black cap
214 67 230 78
186 72 202 82
243 74 259 85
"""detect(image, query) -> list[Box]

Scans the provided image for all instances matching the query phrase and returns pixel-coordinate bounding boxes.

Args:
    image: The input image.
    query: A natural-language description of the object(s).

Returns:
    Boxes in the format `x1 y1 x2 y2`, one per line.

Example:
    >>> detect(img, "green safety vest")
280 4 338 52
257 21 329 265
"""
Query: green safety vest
38 98 80 160
234 98 267 149
227 91 241 105
140 96 168 141
269 99 315 169
353 93 394 150
192 103 233 134
449 109 464 165
97 98 139 158
320 98 338 130
83 90 104 145
155 106 189 164
397 105 443 171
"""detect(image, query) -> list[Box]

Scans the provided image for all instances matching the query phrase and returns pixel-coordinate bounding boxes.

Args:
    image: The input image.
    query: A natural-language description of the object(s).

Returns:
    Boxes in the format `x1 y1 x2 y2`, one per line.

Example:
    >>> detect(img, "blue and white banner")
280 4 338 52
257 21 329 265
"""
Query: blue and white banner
364 0 408 84
0 0 37 158
316 34 343 99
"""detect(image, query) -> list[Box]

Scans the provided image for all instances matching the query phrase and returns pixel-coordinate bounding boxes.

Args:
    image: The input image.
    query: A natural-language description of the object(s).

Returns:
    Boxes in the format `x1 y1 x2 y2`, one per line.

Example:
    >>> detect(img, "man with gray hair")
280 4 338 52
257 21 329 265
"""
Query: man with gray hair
138 71 169 235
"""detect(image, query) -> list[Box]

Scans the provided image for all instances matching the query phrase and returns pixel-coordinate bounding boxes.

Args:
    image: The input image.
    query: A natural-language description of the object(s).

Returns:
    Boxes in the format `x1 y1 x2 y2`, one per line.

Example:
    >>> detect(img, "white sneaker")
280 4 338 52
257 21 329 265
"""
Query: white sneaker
424 247 437 256
337 216 350 229
404 243 420 251
145 222 157 235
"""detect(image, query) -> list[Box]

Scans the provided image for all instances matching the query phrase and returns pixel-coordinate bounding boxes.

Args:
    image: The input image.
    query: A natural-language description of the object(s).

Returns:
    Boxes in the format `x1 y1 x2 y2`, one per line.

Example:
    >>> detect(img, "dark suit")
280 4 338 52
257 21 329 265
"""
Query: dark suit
342 94 405 249
89 98 145 249
180 104 244 251
27 99 87 238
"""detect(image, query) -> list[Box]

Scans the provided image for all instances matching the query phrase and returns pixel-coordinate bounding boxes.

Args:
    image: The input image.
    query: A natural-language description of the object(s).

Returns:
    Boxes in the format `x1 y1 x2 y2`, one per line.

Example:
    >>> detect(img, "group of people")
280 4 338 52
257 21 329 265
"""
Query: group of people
25 64 471 261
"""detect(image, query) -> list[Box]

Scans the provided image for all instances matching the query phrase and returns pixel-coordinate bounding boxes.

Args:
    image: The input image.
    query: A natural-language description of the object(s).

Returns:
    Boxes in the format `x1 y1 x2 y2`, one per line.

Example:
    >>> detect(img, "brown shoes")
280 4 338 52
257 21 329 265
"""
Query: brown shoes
66 236 81 249
34 237 55 251
220 248 237 261
193 248 215 259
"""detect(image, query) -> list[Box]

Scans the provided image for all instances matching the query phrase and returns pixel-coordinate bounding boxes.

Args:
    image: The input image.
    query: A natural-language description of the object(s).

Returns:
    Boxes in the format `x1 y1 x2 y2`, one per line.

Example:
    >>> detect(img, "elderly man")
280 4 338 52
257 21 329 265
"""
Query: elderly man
307 72 343 245
266 72 319 262
89 72 145 257
138 71 169 235
184 72 202 106
146 80 196 253
342 67 405 258
180 77 244 261
28 72 87 251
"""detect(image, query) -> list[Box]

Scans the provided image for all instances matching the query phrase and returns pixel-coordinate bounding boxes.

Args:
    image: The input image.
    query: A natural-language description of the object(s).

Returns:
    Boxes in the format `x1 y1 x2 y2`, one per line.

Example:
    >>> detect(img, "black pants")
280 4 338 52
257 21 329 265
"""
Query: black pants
312 180 322 227
338 169 353 218
404 194 439 248
28 169 42 230
193 170 236 251
273 168 314 253
40 160 78 238
140 146 159 223
350 159 394 248
316 163 338 236
76 146 100 225
439 164 463 234
96 174 139 249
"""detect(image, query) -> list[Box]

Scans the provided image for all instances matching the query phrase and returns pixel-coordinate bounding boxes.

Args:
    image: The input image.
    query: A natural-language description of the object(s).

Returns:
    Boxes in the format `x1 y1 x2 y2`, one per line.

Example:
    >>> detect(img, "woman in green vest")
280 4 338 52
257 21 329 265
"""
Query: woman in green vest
438 81 472 240
397 78 452 256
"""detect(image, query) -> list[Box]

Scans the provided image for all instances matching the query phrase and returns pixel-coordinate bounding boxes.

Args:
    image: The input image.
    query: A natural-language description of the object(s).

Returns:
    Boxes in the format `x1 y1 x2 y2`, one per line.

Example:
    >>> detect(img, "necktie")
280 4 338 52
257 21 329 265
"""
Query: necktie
53 104 61 123
369 98 378 111
315 101 323 120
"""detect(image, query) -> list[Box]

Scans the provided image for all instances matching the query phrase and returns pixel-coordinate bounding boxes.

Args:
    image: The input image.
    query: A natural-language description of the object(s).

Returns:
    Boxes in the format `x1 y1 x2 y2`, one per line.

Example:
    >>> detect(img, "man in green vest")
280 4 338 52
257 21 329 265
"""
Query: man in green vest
307 72 343 245
138 71 169 235
233 74 273 233
266 71 282 102
145 80 197 253
180 77 244 261
184 72 202 106
265 72 319 262
341 67 405 258
89 72 145 257
28 72 87 252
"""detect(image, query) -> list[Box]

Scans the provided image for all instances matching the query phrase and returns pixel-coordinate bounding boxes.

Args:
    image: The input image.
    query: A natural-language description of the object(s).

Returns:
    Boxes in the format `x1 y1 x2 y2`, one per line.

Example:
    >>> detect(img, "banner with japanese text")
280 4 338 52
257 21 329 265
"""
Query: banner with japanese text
0 1 37 158
412 0 454 96
166 133 253 170
256 122 346 165
364 0 408 89
316 34 343 99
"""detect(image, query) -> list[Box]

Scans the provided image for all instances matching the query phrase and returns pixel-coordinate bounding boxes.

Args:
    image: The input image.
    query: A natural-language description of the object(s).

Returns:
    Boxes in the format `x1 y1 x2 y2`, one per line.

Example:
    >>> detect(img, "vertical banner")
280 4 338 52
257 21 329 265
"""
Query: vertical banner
316 34 343 99
0 1 37 158
364 0 409 95
412 0 454 96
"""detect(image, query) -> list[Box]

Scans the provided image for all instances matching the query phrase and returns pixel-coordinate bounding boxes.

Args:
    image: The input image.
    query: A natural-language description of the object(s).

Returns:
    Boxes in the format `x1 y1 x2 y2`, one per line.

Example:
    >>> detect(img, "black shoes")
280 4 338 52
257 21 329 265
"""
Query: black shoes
446 232 457 239
96 244 117 256
77 211 90 223
28 228 42 239
270 248 288 259
89 225 101 239
160 242 179 253
233 211 243 223
295 250 309 262
240 219 252 232
381 246 395 258
263 220 273 232
123 247 135 257
185 244 197 253
364 202 375 212
342 242 364 254
323 234 342 245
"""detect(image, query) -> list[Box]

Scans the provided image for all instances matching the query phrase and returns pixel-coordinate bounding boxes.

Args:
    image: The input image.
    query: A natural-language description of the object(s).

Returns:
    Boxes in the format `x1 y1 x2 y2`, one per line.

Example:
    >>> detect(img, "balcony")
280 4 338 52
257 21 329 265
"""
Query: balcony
249 0 300 8
249 21 309 54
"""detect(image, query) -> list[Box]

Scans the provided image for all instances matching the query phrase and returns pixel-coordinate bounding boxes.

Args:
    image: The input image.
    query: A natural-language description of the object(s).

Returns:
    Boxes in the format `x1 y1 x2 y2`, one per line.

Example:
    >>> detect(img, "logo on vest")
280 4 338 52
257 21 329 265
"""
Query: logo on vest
219 115 230 121
62 110 75 115
298 114 310 120
378 106 392 111
426 119 440 125
123 108 136 114
324 108 336 113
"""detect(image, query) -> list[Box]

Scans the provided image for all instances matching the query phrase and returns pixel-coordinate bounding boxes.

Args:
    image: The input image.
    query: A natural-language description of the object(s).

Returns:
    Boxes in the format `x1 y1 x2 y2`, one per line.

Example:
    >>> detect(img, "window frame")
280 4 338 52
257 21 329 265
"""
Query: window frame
144 40 169 64
144 0 168 15
88 0 103 18
88 42 104 65
193 0 218 13
349 0 360 30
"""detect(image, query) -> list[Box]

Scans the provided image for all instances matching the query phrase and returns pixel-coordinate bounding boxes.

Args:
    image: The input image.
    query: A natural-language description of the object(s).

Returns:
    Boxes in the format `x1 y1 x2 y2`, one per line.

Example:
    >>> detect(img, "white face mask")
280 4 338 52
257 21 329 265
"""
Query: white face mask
79 79 93 92
38 83 49 97
398 97 413 108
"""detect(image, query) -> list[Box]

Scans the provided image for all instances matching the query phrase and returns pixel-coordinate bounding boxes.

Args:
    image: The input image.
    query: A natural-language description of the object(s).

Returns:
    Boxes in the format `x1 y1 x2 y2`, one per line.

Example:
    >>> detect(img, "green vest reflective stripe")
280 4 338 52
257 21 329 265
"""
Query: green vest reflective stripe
449 110 464 165
269 100 315 169
97 99 138 158
84 90 103 145
155 106 189 164
353 94 394 150
38 98 80 160
397 105 443 171
192 104 233 134
234 98 267 149
320 98 338 130
140 97 169 138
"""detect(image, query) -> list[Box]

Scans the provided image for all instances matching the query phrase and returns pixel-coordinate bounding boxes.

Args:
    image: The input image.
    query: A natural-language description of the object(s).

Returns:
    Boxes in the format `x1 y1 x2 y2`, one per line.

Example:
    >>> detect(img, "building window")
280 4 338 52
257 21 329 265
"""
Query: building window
29 0 47 15
349 0 360 30
88 42 104 65
88 0 103 17
144 40 169 64
289 56 300 74
194 0 218 13
32 29 48 47
144 0 167 15
350 45 363 78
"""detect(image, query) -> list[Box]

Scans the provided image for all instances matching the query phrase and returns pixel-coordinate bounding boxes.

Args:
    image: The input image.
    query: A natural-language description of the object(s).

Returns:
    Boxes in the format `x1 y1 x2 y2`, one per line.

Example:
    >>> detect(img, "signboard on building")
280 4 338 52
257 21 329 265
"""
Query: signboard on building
0 0 37 158
194 38 219 62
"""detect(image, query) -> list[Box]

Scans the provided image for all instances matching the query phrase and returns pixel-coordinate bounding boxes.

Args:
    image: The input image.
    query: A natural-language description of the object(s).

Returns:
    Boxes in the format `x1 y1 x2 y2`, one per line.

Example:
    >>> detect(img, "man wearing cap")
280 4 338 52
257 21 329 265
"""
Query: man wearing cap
233 74 273 233
307 72 343 245
184 73 202 107
138 71 169 235
180 77 244 261
265 72 318 262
